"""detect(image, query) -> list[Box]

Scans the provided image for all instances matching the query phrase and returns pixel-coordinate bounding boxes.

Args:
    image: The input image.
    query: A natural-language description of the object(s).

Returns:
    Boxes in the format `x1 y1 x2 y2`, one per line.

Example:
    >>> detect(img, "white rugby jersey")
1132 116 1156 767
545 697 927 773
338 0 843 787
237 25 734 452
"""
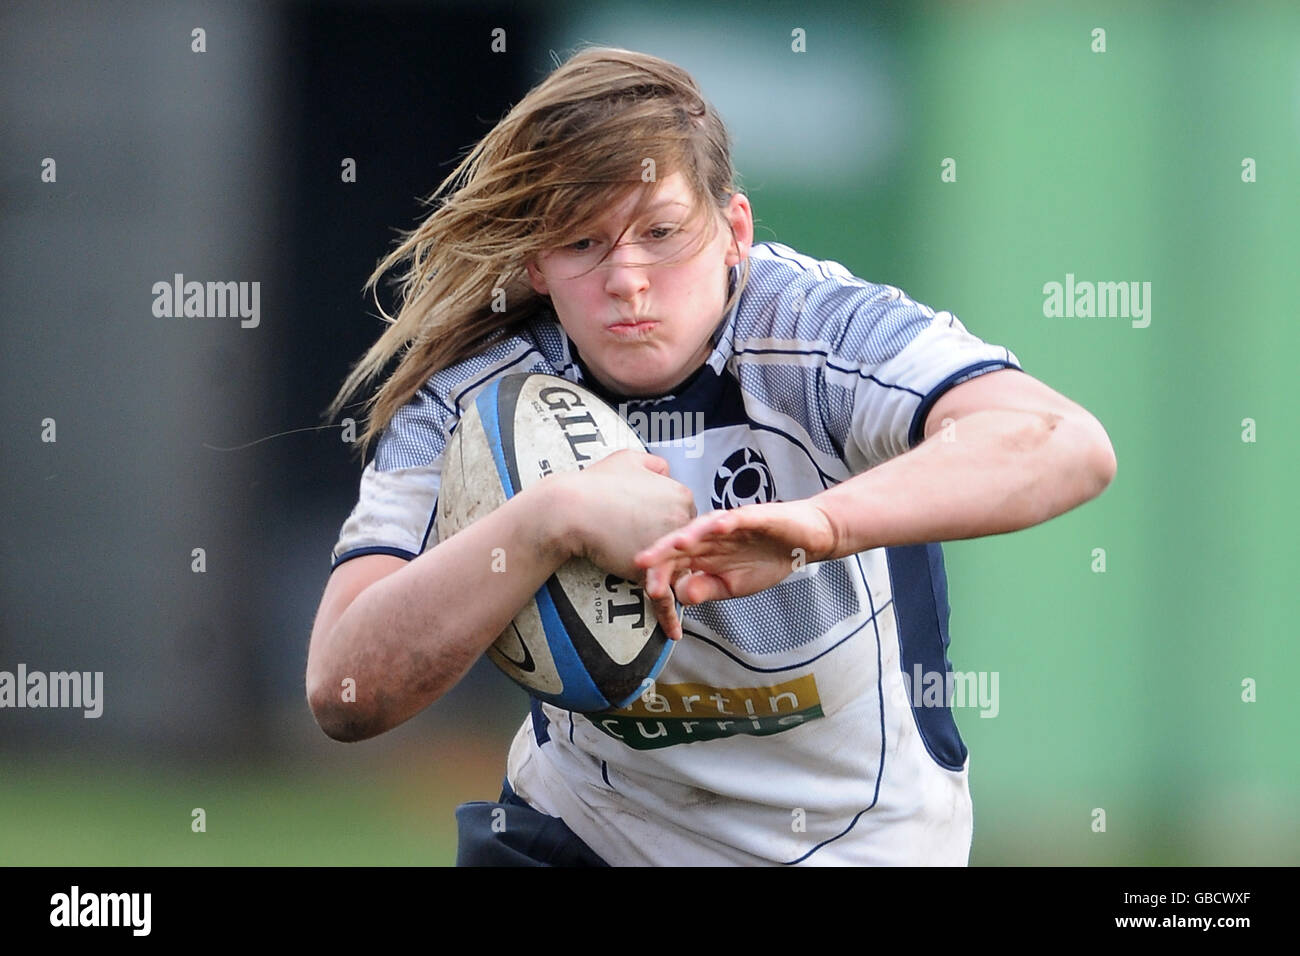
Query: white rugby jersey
331 241 1021 865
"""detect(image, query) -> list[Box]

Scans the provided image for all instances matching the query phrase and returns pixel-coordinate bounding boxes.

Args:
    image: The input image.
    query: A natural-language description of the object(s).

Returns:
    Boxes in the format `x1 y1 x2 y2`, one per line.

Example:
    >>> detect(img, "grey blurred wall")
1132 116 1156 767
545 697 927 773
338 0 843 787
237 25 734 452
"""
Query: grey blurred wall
1 0 548 757
1 0 282 755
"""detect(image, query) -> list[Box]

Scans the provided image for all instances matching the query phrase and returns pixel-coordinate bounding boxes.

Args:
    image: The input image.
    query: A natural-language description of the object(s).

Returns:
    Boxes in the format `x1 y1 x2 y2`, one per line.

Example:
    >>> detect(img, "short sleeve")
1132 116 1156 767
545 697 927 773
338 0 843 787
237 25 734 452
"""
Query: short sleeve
328 324 574 571
329 384 450 570
822 290 1020 472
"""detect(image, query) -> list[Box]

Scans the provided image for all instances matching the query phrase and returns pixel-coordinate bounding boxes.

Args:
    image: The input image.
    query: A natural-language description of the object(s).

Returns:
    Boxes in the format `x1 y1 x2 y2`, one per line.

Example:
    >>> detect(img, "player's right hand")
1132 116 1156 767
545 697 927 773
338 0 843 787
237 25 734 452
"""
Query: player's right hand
546 450 697 639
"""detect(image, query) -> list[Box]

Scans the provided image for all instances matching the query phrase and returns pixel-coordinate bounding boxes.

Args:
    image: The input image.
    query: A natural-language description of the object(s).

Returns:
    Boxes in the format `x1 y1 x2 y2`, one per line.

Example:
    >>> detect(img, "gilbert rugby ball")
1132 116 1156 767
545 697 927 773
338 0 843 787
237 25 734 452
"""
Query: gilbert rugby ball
435 373 674 713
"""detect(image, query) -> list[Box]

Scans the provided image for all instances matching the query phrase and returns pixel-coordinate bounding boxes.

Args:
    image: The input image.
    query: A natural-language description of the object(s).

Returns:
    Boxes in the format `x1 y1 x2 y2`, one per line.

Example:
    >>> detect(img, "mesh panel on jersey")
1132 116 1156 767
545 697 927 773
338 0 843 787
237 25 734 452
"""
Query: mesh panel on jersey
736 244 936 368
821 378 857 461
525 319 573 372
374 384 449 472
727 245 951 466
733 362 838 458
830 287 935 366
373 342 559 472
685 557 861 656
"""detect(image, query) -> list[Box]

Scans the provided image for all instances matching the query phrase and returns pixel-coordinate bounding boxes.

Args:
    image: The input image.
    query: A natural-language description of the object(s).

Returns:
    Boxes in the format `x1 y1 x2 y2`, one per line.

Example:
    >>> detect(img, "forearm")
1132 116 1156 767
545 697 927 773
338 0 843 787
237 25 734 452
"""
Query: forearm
814 408 1116 557
315 477 574 740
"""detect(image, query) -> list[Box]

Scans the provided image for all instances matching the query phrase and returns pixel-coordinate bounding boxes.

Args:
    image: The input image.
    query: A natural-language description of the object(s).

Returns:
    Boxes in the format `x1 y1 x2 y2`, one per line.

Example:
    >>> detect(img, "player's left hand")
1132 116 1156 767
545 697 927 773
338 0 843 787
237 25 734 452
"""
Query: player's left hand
635 500 839 606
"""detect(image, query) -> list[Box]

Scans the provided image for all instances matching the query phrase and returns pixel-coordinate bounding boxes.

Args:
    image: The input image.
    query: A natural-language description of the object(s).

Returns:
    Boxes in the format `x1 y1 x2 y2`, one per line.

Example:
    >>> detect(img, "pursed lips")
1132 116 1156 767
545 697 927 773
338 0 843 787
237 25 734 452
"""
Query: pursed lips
606 317 658 336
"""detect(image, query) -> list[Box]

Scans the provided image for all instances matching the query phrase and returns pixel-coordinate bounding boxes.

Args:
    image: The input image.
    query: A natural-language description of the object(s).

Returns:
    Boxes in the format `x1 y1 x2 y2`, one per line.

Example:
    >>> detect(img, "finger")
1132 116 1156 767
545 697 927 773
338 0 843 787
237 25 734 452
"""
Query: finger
649 587 681 641
636 536 676 570
643 559 665 598
636 514 731 567
637 535 693 569
643 561 661 598
644 556 687 599
673 570 733 605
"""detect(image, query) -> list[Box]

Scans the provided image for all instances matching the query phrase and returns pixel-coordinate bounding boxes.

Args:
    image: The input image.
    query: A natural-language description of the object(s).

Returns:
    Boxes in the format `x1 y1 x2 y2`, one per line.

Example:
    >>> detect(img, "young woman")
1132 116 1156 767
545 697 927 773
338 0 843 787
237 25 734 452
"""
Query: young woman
307 46 1116 866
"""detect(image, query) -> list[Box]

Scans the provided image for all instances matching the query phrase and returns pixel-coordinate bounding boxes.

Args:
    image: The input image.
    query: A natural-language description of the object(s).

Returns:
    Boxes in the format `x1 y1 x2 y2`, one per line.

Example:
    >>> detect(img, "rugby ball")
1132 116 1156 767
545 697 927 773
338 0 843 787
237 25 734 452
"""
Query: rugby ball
435 373 674 713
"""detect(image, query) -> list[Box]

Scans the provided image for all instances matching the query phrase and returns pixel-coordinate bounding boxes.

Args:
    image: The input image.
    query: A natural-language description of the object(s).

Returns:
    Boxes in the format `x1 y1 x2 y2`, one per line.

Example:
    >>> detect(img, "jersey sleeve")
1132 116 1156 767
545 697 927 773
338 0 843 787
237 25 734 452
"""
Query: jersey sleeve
329 382 451 570
328 324 574 571
822 286 1021 472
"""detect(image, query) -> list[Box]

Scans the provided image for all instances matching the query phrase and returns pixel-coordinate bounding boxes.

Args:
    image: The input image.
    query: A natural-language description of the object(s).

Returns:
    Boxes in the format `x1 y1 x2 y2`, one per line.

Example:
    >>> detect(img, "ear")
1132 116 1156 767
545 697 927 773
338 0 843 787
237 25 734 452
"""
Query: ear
525 257 550 296
722 192 754 267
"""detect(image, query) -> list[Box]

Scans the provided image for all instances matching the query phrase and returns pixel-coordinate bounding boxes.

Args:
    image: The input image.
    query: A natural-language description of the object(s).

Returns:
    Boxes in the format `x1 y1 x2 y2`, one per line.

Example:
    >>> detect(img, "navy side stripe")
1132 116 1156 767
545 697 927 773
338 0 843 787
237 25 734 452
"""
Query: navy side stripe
530 697 551 746
885 543 967 771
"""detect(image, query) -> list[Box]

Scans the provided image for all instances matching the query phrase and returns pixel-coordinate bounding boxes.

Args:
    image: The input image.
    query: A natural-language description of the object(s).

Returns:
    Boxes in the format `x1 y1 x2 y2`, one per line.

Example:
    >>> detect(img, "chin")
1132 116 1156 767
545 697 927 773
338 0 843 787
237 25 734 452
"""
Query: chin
608 376 665 398
588 343 707 398
597 366 677 399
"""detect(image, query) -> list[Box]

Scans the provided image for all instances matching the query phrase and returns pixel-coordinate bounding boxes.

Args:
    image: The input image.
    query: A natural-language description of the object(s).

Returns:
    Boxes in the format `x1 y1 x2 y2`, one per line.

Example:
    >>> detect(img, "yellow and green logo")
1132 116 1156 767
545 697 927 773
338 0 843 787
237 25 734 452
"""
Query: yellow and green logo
592 675 824 750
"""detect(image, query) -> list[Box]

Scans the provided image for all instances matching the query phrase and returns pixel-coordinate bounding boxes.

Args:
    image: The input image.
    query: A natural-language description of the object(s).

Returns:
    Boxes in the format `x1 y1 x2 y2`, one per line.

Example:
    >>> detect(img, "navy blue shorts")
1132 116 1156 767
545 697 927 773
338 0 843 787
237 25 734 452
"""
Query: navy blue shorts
454 778 609 867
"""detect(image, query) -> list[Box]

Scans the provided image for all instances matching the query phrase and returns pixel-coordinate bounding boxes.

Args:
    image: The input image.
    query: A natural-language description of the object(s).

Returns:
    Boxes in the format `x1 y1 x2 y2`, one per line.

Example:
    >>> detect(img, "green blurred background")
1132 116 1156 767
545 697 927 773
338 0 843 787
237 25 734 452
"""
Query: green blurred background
2 0 1296 865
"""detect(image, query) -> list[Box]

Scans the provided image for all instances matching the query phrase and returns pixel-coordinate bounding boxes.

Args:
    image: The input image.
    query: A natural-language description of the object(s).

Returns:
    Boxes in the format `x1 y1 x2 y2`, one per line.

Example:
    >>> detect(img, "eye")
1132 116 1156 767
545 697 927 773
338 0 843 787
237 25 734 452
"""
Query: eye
647 225 677 240
565 238 594 252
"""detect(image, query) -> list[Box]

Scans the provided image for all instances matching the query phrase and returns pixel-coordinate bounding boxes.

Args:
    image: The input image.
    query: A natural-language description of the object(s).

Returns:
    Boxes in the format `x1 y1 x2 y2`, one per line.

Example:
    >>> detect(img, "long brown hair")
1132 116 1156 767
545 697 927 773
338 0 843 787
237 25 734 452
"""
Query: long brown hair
326 45 751 459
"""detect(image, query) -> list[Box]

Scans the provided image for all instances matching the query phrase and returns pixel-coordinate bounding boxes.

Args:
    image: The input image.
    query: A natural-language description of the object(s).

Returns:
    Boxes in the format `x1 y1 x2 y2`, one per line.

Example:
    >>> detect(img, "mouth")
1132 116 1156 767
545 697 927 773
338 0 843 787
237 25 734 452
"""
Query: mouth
606 318 659 338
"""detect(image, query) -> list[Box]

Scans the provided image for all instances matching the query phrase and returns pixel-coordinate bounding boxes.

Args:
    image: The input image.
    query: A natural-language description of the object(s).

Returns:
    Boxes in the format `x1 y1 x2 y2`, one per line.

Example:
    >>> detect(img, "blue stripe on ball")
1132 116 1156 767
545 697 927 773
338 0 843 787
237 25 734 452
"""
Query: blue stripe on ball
476 378 613 713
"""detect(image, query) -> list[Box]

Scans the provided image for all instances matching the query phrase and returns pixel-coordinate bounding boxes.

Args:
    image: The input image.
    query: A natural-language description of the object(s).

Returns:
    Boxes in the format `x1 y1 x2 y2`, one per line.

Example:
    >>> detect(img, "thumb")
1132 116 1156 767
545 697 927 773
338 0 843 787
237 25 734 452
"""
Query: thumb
639 453 671 476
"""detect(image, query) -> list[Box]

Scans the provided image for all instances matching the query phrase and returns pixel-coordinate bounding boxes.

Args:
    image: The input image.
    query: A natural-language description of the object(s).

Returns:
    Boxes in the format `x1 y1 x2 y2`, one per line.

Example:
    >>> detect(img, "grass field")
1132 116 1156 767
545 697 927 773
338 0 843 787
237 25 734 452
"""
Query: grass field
0 740 508 866
4 725 1294 866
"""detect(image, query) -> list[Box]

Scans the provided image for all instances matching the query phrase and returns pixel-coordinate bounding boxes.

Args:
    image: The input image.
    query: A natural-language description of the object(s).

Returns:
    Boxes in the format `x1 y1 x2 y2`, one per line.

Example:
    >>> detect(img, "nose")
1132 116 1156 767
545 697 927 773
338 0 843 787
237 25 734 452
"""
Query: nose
601 235 651 300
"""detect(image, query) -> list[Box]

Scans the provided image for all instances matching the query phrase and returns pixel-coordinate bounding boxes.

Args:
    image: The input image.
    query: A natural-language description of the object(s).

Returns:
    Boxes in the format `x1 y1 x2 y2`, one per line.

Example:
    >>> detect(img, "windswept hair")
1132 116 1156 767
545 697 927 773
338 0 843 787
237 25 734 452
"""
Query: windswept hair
325 45 751 459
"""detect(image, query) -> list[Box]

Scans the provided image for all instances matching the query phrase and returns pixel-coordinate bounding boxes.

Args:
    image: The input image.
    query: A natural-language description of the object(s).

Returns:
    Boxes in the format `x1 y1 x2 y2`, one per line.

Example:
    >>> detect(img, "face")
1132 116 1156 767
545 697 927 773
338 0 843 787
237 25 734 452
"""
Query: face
525 171 753 398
